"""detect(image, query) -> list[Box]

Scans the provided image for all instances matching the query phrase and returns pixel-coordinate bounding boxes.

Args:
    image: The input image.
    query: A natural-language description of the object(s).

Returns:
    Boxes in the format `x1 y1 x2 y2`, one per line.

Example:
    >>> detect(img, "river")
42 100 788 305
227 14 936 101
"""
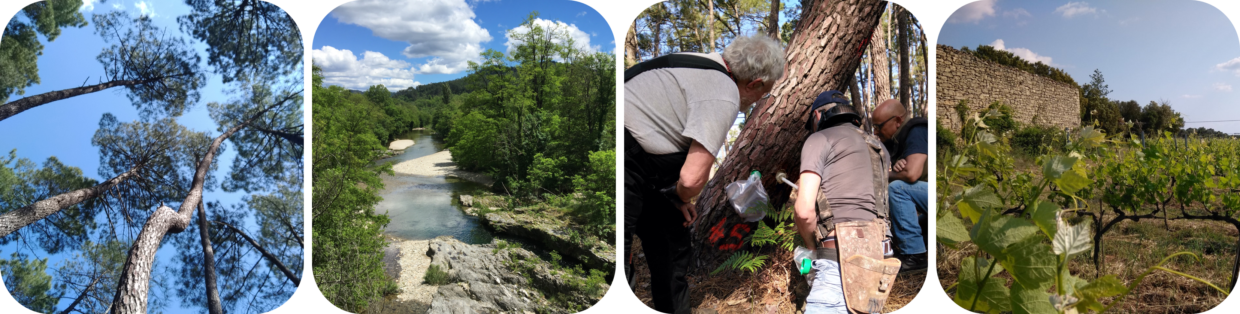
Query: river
374 130 493 244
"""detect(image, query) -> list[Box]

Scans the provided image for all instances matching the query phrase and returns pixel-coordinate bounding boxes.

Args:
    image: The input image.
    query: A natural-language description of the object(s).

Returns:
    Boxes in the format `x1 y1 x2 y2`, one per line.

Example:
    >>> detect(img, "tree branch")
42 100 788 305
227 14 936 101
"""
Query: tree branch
212 220 300 287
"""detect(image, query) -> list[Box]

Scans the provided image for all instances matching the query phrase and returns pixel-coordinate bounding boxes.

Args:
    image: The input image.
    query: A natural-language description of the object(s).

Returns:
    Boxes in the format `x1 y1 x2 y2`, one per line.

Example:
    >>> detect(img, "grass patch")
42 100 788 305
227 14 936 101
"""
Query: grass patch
423 264 450 285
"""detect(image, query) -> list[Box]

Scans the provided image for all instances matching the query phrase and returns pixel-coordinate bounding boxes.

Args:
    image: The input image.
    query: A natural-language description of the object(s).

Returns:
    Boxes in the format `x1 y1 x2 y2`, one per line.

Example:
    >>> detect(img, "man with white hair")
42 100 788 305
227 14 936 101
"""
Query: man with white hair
624 35 784 313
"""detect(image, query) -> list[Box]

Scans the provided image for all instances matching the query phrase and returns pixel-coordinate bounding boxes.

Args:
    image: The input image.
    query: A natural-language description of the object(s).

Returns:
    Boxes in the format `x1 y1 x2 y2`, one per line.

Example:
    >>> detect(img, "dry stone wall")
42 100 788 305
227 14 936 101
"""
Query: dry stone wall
936 45 1079 132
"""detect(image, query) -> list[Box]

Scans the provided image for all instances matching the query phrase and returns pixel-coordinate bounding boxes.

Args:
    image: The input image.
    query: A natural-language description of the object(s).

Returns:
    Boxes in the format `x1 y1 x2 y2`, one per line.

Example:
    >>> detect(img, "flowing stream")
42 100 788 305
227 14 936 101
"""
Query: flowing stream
375 130 493 244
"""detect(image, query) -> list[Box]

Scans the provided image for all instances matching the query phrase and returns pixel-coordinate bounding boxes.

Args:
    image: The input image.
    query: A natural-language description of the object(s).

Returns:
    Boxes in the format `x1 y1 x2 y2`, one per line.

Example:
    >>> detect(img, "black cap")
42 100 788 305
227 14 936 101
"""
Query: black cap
811 90 849 111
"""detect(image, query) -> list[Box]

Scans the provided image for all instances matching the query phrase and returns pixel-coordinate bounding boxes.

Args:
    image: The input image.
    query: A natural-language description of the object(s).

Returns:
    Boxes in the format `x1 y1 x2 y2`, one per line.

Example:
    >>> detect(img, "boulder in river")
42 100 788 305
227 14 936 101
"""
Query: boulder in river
481 209 615 273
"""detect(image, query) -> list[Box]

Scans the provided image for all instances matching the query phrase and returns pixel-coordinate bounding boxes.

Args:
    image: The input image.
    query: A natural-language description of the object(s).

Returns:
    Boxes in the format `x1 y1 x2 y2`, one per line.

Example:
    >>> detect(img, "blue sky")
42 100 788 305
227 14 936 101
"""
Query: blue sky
312 0 615 91
1 1 297 312
940 0 1240 134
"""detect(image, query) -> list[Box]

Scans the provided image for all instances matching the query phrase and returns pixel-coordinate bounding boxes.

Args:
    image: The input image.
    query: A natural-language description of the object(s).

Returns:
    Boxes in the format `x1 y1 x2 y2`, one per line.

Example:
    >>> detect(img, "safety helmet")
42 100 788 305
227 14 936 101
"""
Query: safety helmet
805 90 861 131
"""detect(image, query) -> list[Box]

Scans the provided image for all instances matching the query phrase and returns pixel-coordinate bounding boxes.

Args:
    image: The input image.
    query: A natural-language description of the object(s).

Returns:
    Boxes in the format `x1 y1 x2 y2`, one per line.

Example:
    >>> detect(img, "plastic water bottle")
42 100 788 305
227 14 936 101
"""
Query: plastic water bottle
793 246 813 275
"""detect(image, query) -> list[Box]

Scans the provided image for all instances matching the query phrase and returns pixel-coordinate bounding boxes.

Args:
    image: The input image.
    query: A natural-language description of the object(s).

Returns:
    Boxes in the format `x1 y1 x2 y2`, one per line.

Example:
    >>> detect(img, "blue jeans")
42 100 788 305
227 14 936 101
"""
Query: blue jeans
889 180 928 255
804 259 849 314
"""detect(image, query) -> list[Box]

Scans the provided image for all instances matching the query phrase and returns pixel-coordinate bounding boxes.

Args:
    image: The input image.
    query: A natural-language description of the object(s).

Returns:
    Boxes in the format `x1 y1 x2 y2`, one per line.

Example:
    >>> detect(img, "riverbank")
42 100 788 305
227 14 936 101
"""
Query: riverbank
379 236 435 313
391 150 494 186
389 139 415 150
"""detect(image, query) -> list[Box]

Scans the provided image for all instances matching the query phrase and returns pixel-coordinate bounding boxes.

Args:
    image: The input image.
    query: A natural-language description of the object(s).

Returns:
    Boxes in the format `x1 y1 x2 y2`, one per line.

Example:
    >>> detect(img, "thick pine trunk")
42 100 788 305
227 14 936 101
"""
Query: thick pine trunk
626 21 639 66
0 165 141 237
214 220 301 286
0 78 156 122
197 200 223 314
110 102 279 314
689 0 886 272
869 8 891 104
897 6 911 115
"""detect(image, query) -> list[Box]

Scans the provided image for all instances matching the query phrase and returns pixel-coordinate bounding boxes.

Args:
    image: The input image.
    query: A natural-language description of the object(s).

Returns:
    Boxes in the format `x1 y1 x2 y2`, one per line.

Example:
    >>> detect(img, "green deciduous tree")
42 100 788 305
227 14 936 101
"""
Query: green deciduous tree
311 65 395 311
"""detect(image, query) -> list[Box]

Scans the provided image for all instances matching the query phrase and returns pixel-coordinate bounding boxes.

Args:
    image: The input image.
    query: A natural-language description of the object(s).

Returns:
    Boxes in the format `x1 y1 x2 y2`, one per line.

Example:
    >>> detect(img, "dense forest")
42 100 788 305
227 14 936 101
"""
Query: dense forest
313 13 616 311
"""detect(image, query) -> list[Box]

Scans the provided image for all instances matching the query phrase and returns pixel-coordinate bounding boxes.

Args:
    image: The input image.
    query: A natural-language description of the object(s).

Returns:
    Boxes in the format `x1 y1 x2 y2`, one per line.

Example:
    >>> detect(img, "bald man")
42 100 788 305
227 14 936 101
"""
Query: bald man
871 99 928 272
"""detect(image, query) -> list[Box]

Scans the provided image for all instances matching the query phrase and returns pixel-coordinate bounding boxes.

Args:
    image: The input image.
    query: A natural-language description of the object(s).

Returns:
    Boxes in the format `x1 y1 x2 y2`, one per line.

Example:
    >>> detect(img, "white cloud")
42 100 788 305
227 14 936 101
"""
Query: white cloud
948 0 996 24
576 11 587 18
312 46 421 90
505 18 598 59
81 0 96 12
990 39 1055 66
1182 94 1203 99
1214 83 1233 92
112 3 122 10
331 0 492 75
134 1 156 17
1216 57 1240 76
1055 2 1099 18
1003 8 1031 19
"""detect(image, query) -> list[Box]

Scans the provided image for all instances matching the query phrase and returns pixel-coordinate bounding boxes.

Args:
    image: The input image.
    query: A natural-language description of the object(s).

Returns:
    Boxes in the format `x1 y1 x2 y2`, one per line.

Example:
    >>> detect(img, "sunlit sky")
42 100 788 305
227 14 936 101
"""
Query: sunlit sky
940 0 1240 134
1 1 297 312
312 0 615 91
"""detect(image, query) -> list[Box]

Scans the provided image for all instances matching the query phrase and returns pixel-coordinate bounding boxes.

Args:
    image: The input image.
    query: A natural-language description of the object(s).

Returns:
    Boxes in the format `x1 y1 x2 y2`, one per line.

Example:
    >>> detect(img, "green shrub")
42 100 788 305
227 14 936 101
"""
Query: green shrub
982 101 1018 136
937 123 957 151
423 264 450 285
1012 125 1066 155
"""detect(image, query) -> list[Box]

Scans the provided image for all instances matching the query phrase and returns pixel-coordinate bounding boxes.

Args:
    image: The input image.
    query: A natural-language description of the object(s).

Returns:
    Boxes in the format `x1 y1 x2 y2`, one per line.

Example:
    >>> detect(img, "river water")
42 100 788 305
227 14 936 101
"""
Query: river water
374 130 493 244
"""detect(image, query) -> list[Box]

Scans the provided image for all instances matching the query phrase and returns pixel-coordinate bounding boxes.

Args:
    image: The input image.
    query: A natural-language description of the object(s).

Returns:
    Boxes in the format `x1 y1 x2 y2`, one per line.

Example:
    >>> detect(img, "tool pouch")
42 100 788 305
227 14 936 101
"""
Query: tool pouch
835 220 901 314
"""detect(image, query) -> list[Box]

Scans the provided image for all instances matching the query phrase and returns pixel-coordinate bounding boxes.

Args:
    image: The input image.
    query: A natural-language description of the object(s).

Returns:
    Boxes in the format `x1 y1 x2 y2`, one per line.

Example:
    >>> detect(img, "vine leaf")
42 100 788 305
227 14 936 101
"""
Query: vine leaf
1001 236 1056 289
959 184 1001 224
1010 281 1055 314
1054 165 1092 196
954 257 1010 313
972 210 1039 258
938 213 971 249
1072 275 1127 313
1030 201 1059 241
1042 155 1079 180
1052 219 1092 256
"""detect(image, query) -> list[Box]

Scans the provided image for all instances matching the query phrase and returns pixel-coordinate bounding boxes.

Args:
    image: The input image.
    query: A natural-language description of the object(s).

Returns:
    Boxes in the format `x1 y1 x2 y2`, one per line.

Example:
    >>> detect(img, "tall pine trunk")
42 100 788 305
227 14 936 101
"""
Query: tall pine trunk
0 165 142 237
626 20 639 66
689 0 886 271
197 200 223 314
110 103 278 314
869 7 891 103
897 5 911 115
0 76 171 122
767 0 779 40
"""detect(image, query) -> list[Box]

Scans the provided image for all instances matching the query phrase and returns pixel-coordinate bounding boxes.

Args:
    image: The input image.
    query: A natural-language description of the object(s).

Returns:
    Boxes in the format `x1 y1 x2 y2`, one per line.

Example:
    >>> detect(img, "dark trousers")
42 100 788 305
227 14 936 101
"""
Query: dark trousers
625 130 691 314
620 173 699 314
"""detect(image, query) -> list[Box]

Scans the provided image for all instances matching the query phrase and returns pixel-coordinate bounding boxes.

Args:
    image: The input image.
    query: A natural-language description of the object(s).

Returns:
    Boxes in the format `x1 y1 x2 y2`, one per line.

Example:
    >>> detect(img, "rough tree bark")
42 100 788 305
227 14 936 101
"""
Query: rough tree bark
689 0 886 271
897 5 911 115
626 20 639 66
869 7 891 103
0 75 180 122
213 220 301 286
708 0 715 53
109 102 279 314
0 165 141 237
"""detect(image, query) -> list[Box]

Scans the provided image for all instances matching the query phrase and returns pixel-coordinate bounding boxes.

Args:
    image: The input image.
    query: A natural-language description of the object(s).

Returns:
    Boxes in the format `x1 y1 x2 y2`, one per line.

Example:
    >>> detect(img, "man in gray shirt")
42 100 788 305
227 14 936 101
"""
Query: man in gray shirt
624 35 784 313
793 91 884 314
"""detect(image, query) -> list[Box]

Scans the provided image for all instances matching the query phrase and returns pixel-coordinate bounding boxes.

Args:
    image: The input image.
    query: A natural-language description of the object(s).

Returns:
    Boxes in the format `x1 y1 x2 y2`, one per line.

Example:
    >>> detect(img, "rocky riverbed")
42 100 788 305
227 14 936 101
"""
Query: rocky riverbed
421 236 608 314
